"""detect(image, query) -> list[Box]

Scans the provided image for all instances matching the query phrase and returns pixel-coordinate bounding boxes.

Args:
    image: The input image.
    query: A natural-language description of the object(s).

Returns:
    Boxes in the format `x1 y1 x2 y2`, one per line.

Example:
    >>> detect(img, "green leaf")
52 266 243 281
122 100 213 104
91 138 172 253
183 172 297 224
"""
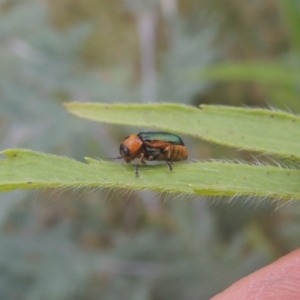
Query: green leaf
65 102 300 159
190 62 299 86
1 149 300 199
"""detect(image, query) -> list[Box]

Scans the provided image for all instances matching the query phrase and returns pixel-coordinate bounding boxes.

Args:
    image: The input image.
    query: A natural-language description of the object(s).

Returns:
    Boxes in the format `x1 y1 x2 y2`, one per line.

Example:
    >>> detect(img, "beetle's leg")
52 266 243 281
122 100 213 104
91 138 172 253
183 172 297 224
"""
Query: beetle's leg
136 153 145 177
166 161 172 171
163 146 173 171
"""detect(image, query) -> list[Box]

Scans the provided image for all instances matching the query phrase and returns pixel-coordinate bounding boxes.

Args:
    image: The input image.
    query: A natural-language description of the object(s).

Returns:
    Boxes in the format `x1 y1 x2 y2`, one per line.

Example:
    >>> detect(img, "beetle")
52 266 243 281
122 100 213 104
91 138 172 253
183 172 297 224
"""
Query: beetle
112 132 188 176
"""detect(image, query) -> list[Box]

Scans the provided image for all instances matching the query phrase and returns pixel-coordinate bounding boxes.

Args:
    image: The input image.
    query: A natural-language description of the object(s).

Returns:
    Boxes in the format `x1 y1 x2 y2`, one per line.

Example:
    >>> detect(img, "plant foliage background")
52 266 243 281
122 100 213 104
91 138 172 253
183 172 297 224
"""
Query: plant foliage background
1 0 300 299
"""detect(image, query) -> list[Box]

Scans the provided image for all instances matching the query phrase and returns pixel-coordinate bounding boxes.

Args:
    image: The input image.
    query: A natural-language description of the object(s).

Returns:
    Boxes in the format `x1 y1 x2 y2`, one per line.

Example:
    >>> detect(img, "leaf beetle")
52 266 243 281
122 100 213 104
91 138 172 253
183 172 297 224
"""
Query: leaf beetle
112 132 188 176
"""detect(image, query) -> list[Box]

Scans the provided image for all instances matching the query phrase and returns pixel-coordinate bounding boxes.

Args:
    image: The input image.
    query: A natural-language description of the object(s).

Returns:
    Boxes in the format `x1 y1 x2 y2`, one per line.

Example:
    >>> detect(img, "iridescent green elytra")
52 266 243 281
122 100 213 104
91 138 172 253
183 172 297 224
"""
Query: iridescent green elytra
138 132 185 145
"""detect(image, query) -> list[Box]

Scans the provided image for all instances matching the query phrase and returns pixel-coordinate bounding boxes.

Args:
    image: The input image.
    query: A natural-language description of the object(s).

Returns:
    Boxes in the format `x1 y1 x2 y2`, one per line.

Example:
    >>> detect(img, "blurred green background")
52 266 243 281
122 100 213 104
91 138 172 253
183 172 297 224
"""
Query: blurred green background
1 0 300 299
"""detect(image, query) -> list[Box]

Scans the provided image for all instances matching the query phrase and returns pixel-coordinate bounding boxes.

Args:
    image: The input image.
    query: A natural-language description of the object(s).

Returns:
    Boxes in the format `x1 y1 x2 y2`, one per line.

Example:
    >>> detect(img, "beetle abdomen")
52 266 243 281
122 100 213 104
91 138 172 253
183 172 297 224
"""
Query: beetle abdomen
151 144 188 162
168 145 188 161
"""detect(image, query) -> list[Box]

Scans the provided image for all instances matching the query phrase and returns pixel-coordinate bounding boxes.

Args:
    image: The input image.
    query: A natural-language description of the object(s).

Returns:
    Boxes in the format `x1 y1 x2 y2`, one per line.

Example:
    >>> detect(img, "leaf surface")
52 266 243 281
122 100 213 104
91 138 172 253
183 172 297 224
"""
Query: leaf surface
1 149 300 199
65 103 300 159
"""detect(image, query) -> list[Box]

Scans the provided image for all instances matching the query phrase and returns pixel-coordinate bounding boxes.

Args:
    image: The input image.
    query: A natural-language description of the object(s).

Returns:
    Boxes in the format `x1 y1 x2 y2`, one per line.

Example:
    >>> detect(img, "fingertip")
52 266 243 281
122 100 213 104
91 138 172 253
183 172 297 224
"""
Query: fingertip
212 249 300 300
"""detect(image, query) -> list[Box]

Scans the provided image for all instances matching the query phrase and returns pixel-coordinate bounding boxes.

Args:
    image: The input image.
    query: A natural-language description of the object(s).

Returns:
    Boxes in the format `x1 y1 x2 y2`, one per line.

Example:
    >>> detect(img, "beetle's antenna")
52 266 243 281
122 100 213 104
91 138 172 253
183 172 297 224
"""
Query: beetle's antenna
109 156 122 160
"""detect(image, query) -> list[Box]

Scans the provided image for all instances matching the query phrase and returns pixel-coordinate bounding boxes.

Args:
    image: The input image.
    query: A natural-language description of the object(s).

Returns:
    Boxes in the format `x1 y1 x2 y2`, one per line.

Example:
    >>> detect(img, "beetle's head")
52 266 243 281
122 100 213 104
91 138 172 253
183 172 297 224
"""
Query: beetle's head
119 134 143 163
